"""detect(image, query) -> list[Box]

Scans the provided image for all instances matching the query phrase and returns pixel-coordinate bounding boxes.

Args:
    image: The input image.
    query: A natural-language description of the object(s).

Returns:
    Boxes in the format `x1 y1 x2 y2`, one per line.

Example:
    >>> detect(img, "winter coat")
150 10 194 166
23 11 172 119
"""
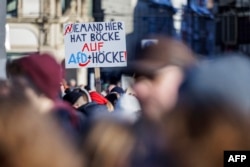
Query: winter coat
77 102 109 117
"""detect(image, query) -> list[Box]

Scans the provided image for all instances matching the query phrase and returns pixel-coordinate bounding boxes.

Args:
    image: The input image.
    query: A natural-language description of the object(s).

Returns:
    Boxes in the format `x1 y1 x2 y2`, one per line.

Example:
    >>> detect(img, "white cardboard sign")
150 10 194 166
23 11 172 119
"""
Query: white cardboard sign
64 21 127 68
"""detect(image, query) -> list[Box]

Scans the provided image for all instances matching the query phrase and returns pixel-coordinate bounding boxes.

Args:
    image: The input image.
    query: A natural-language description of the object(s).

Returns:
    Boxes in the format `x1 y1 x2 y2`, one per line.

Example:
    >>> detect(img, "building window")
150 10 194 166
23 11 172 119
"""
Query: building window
62 0 71 14
7 0 17 17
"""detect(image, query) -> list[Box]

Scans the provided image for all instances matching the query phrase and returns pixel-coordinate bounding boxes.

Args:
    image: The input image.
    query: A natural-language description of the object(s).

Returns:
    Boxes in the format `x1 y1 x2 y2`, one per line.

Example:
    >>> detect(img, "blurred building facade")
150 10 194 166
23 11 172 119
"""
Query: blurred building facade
133 0 176 41
216 0 250 55
181 0 216 56
6 0 93 85
128 0 176 61
181 0 250 56
5 0 250 85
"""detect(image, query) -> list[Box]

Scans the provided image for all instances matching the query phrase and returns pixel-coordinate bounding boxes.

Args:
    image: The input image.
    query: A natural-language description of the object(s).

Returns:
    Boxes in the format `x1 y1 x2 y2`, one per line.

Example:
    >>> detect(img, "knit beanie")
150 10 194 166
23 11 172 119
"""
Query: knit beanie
17 53 62 100
110 86 125 94
63 91 82 105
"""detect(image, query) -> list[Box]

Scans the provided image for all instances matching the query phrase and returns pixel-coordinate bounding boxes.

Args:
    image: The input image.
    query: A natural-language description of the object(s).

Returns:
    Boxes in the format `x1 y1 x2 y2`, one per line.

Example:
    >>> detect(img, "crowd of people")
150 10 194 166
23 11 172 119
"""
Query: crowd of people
1 35 250 167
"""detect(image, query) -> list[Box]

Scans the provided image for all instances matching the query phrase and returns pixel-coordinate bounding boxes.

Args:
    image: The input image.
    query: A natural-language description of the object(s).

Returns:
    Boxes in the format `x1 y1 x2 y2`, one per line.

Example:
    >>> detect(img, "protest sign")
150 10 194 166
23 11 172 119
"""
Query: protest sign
64 21 127 68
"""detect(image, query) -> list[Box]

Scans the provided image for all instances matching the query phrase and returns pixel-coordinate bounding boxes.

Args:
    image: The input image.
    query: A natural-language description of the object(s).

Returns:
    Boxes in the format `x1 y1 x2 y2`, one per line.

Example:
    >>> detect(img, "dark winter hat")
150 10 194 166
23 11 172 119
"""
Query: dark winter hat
179 53 250 114
129 35 196 75
105 93 119 106
63 91 82 105
17 53 62 100
110 86 125 94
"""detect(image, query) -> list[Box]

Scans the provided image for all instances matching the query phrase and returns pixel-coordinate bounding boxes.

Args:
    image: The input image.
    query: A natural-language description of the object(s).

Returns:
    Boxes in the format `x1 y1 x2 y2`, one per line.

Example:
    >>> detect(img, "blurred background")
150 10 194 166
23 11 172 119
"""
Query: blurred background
1 0 250 89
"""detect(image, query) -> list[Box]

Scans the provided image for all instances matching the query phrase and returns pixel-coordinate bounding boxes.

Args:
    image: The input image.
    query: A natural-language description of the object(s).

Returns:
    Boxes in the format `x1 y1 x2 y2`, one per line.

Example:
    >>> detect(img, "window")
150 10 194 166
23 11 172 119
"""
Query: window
6 0 17 17
62 0 71 14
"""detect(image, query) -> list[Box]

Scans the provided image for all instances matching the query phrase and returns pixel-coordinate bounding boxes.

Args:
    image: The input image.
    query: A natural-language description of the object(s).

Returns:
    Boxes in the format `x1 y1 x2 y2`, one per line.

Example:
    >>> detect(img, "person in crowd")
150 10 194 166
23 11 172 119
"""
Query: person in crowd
89 90 114 112
105 86 125 107
69 78 77 90
110 86 125 95
106 75 122 95
6 53 84 136
163 103 250 167
105 92 119 107
63 87 111 117
125 35 197 167
104 83 141 123
83 85 114 112
59 59 70 96
81 117 136 167
129 35 197 121
161 53 250 167
101 83 109 96
113 93 141 123
60 78 69 96
0 77 84 167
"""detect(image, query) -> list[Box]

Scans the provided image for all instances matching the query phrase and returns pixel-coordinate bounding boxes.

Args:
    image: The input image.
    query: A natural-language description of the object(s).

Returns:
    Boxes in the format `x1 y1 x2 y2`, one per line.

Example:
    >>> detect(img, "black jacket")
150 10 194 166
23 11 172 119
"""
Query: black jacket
77 102 109 117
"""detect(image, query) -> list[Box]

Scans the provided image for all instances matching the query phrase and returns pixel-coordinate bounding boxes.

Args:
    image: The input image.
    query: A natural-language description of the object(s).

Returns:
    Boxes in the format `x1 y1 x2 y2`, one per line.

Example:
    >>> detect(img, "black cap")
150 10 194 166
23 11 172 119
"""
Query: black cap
110 86 125 94
63 91 82 105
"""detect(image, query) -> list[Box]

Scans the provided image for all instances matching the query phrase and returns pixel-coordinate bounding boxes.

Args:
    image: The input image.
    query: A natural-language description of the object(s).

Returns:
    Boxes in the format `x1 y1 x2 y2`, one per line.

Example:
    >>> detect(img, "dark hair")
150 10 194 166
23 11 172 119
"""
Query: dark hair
105 93 119 106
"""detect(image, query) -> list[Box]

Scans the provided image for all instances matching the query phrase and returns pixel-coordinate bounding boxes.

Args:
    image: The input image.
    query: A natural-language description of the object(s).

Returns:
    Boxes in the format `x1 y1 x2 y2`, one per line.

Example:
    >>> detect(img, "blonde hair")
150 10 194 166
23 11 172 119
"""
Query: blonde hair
83 119 135 167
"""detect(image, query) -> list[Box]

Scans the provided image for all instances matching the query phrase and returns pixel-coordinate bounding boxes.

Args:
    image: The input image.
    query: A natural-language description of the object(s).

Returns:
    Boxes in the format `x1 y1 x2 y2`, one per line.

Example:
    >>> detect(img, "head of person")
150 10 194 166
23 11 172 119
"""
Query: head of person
69 78 77 88
63 88 91 109
6 53 63 113
107 84 117 95
105 93 119 106
114 93 141 123
130 35 196 120
162 102 250 167
110 86 125 96
105 86 125 106
81 118 135 167
0 77 83 167
63 88 112 117
161 53 250 167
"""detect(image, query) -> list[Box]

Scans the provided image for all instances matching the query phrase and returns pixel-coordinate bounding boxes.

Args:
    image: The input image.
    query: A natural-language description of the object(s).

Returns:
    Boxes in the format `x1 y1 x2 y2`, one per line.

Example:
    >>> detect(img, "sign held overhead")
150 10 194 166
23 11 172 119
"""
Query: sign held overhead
64 21 127 68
